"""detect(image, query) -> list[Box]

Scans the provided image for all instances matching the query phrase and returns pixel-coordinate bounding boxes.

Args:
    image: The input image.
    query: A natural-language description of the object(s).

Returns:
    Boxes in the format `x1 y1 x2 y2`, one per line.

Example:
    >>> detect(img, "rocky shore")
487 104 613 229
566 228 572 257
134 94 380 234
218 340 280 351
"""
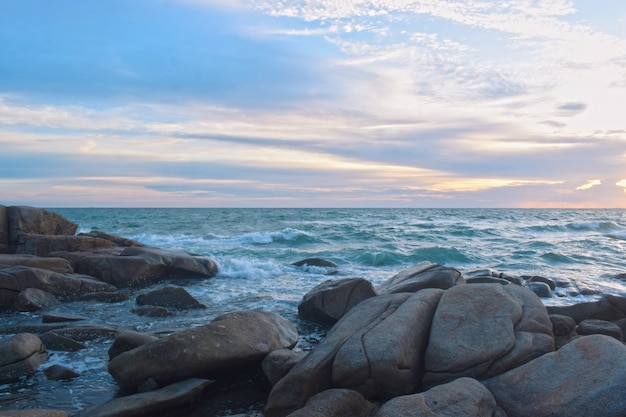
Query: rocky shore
1 205 626 417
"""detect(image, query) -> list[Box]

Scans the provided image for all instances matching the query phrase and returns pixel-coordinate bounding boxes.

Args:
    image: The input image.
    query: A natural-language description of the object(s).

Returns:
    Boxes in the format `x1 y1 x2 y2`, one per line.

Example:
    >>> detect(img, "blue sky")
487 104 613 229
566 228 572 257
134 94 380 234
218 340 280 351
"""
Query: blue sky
1 0 625 207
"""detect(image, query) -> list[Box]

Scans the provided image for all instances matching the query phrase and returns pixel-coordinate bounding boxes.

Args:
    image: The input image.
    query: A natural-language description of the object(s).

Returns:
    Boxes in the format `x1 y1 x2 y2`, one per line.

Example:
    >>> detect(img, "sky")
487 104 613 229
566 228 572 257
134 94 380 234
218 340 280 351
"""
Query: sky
1 0 626 208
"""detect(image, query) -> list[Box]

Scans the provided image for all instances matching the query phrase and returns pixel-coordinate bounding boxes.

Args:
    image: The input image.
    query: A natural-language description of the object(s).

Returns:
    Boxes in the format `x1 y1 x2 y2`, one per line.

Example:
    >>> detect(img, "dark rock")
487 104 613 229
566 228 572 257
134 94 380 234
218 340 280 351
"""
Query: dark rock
6 206 77 243
78 291 130 303
467 269 523 285
109 311 298 391
423 283 554 388
577 319 623 341
44 364 80 381
108 331 159 360
0 205 8 252
465 276 511 285
0 333 49 383
484 334 626 417
291 258 338 268
78 230 143 247
298 278 376 324
0 254 74 273
546 295 626 323
265 289 444 417
42 313 87 323
377 261 463 295
15 234 117 257
0 410 68 417
132 305 173 317
372 377 498 417
75 378 213 417
15 288 61 311
527 281 553 298
526 275 556 290
0 266 117 301
287 389 375 417
39 332 87 352
46 324 120 342
262 348 307 386
136 286 206 310
549 314 576 337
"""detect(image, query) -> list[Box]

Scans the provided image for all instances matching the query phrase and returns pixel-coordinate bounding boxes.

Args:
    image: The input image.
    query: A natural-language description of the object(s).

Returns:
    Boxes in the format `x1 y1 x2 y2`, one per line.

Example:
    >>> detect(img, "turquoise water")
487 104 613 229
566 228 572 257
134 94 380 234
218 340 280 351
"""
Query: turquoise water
1 208 625 413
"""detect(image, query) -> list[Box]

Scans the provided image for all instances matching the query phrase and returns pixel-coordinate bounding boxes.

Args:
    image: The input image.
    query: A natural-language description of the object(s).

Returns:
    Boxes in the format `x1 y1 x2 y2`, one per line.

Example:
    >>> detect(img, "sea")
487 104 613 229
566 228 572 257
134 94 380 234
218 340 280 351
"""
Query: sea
1 208 626 413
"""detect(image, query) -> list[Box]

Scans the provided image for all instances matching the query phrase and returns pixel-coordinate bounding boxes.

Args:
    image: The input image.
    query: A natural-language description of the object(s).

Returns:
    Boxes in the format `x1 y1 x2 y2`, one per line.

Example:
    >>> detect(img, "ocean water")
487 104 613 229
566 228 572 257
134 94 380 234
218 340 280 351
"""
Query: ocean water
1 208 626 413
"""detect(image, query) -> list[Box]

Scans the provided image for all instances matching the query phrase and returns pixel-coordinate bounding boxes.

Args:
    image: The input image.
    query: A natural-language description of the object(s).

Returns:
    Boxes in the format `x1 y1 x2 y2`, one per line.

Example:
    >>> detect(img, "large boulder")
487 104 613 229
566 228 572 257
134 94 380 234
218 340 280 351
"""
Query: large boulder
547 295 626 323
262 348 308 386
108 310 298 391
265 289 444 417
286 389 375 417
15 234 117 257
108 331 159 360
0 266 117 302
136 286 206 310
75 378 213 417
298 278 376 324
0 333 49 383
423 283 554 388
0 254 74 273
6 206 77 243
372 377 499 417
71 246 218 287
376 262 463 295
484 334 626 417
15 288 61 312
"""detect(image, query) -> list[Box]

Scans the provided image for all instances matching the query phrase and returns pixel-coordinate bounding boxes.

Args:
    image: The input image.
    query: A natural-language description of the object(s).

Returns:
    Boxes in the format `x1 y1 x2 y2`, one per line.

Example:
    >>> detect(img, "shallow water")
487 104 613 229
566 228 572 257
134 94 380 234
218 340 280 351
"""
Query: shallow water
1 208 625 413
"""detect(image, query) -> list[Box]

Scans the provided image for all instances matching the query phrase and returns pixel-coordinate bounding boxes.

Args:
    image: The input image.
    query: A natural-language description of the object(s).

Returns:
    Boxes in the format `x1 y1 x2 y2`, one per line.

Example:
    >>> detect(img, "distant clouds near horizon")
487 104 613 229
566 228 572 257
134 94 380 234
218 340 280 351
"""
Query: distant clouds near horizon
1 0 625 208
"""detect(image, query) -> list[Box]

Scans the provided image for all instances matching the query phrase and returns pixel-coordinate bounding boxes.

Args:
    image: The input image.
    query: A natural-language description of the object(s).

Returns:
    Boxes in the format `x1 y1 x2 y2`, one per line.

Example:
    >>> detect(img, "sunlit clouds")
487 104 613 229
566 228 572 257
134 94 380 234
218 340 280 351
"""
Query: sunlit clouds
0 0 625 207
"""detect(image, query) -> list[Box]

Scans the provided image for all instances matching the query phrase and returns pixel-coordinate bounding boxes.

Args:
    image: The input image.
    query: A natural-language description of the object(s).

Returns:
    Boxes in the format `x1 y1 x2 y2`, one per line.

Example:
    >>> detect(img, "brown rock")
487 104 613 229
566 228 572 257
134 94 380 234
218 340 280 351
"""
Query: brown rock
377 261 463 295
549 314 576 337
577 319 623 341
546 295 626 323
136 286 206 310
108 331 159 360
16 234 116 257
6 206 77 243
262 349 308 386
15 288 60 312
286 389 375 417
0 254 74 273
0 333 49 383
298 278 376 324
44 364 80 381
0 410 68 417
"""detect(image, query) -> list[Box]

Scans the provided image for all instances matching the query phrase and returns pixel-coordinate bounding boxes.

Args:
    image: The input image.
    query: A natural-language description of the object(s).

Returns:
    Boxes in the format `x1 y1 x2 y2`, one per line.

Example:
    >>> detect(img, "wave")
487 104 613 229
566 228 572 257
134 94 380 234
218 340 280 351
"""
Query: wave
220 228 316 246
607 231 626 241
567 221 623 233
411 246 474 265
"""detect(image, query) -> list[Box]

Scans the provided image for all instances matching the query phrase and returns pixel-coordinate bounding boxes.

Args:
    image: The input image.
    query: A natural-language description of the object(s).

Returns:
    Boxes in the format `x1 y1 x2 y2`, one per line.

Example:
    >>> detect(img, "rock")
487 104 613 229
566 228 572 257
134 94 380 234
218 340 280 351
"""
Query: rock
0 410 68 417
377 261 463 295
484 334 626 417
423 284 554 388
75 378 213 417
546 295 626 323
291 258 338 268
262 349 307 386
132 305 173 317
6 206 78 243
42 313 87 323
15 234 117 257
108 331 159 360
265 289 444 417
298 278 376 324
465 276 511 285
109 310 298 391
0 266 117 301
0 205 8 252
577 319 623 341
78 230 143 247
372 377 498 417
44 364 80 381
136 286 206 310
0 333 49 383
286 389 375 417
46 324 120 342
15 288 61 311
72 246 218 287
466 269 523 285
527 281 552 298
526 275 556 290
39 332 87 352
0 254 74 273
549 314 576 337
78 291 130 303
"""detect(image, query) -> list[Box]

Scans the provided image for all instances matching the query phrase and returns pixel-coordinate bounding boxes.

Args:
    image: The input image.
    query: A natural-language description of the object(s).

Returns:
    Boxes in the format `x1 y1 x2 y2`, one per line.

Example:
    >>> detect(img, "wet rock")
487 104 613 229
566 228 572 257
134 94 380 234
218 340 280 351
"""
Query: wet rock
377 261 463 295
465 276 511 285
287 389 375 417
372 377 498 417
484 335 626 417
549 314 576 337
265 289 444 417
6 206 77 244
15 288 61 312
577 319 623 341
15 234 117 257
291 258 338 268
75 378 213 417
109 310 298 391
467 269 523 285
0 410 68 417
39 332 87 352
132 305 173 317
527 281 553 298
78 291 130 303
423 284 554 388
136 286 206 310
0 333 49 383
546 294 626 323
526 275 556 290
47 324 120 342
298 278 376 324
44 364 80 381
262 348 307 386
42 313 87 323
108 330 159 360
0 254 74 273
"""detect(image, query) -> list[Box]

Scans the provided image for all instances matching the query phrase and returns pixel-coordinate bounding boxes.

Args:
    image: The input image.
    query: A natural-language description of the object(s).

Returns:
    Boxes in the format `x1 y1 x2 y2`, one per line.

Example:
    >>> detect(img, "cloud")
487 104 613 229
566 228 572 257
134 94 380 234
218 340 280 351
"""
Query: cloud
576 179 601 190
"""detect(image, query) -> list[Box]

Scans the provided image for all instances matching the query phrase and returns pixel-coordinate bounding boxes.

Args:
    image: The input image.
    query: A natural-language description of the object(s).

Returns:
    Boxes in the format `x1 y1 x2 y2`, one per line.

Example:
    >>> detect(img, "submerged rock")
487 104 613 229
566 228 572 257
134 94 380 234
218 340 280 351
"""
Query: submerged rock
136 286 206 310
0 333 49 383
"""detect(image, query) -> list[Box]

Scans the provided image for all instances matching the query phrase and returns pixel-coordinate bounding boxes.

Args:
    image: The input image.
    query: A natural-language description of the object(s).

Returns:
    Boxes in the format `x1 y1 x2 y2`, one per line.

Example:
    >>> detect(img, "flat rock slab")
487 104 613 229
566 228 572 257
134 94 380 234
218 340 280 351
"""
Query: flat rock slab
485 334 626 417
75 378 213 417
109 310 298 391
